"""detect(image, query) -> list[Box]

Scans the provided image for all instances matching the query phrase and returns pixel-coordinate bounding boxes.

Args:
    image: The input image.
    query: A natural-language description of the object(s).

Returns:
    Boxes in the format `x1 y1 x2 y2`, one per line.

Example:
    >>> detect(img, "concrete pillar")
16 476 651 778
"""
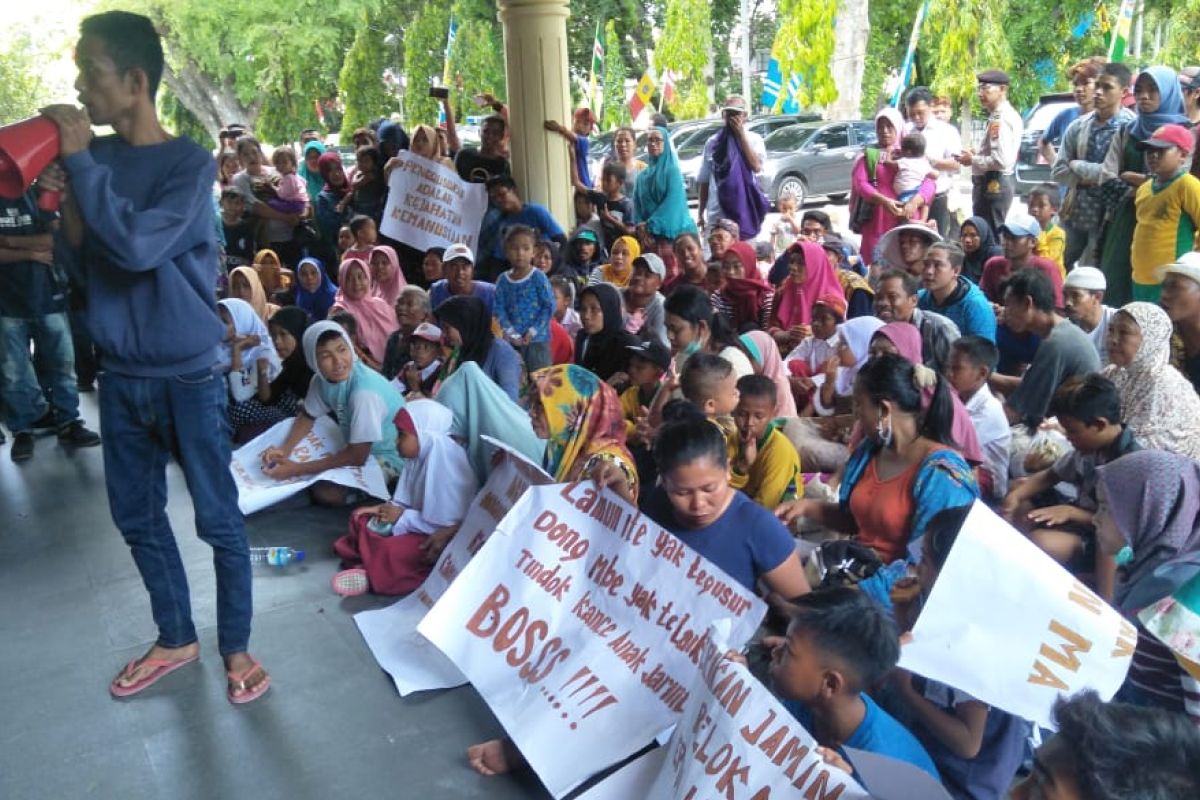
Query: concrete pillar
497 0 573 228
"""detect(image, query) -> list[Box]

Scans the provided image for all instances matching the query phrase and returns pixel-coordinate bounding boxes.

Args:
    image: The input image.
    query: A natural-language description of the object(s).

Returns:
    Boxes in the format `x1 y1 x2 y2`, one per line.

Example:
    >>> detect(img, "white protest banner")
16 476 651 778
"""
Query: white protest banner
419 483 767 798
229 415 389 515
353 454 551 695
899 501 1135 729
379 151 488 253
649 643 868 800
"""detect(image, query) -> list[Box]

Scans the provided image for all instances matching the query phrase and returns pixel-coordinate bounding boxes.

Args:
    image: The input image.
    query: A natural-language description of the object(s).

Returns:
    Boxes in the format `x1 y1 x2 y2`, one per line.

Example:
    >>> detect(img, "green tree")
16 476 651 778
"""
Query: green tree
926 0 1011 132
1159 0 1200 66
861 0 922 115
0 34 50 123
402 0 451 126
339 14 392 135
446 0 507 122
600 19 628 129
159 86 214 149
771 0 837 110
657 0 713 119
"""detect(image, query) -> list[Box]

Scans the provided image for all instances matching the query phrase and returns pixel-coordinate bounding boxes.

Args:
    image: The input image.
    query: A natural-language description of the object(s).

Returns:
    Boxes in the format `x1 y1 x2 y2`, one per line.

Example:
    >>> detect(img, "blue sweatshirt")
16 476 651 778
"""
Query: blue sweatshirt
64 135 223 378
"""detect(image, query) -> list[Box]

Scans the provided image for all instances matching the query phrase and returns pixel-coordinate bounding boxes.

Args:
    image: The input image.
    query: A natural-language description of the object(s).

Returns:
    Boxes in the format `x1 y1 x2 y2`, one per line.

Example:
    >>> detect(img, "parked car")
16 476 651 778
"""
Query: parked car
756 120 876 206
1016 92 1075 196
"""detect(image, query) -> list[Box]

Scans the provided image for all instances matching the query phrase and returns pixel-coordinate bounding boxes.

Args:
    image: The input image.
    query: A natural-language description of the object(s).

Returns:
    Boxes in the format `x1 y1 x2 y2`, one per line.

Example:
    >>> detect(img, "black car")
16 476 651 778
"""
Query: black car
1016 92 1076 195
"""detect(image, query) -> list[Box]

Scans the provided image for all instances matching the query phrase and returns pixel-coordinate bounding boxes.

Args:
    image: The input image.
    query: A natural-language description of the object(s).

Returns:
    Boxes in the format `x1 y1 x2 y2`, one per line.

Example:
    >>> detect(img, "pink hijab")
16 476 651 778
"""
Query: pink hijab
874 322 984 465
334 258 399 363
369 245 406 306
741 329 799 418
772 241 847 328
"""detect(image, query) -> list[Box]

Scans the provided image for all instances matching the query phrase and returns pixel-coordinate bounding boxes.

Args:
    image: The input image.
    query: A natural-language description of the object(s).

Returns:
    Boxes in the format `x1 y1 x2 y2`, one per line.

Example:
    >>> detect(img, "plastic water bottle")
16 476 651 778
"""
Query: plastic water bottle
249 546 306 567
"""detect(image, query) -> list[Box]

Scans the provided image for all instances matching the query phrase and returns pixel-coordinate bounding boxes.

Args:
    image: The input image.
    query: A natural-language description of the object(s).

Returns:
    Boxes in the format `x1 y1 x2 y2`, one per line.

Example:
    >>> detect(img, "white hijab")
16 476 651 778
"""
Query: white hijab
834 316 886 396
393 399 478 527
217 298 282 381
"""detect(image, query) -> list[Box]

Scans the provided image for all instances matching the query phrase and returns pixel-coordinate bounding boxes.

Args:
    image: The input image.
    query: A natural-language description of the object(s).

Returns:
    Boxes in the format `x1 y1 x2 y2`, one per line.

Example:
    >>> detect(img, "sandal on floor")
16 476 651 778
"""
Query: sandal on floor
331 568 370 597
110 653 199 698
227 657 270 705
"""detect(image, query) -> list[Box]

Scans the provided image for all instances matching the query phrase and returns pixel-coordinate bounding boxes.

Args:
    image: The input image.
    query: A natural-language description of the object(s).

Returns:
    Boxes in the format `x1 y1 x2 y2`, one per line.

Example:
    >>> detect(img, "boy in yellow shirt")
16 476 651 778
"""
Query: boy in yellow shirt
1029 183 1066 278
1131 124 1200 303
619 339 670 441
731 375 802 509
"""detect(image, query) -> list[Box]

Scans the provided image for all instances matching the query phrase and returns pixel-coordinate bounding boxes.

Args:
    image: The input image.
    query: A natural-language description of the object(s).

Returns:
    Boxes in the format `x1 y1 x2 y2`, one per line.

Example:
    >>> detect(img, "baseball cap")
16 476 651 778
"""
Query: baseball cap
573 229 599 244
1180 67 1200 91
1063 266 1106 292
1162 252 1200 287
633 253 666 278
573 107 598 132
819 233 847 254
720 96 748 114
443 243 475 264
976 69 1011 86
411 322 443 343
999 212 1041 239
1136 124 1195 155
625 339 672 371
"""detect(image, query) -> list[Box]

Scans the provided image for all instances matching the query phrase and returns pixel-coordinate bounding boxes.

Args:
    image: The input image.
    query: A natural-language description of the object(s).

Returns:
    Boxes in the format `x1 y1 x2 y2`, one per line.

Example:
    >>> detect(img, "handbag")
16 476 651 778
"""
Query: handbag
848 147 881 234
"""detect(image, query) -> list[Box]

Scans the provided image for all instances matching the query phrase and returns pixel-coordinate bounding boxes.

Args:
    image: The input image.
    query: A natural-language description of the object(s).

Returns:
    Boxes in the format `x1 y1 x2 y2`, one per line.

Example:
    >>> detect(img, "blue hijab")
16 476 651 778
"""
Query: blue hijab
295 257 337 321
1129 66 1190 141
633 126 698 240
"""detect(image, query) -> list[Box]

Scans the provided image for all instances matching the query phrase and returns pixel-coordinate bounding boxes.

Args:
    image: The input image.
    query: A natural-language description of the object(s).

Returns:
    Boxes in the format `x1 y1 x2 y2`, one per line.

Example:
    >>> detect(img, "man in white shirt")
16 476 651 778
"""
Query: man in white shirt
1062 266 1116 366
904 86 962 238
696 95 767 239
948 335 1012 500
957 69 1024 234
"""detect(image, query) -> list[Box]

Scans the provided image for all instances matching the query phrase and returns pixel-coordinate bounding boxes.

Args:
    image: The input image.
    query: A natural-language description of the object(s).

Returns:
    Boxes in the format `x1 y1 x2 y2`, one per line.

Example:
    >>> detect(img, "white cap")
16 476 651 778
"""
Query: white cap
443 243 474 265
1162 251 1200 286
1063 266 1106 292
999 212 1040 239
410 322 443 343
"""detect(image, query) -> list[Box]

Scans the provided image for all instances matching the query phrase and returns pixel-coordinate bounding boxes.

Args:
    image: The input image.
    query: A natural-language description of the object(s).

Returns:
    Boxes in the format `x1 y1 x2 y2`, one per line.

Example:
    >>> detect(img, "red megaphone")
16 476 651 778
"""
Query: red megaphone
0 116 62 213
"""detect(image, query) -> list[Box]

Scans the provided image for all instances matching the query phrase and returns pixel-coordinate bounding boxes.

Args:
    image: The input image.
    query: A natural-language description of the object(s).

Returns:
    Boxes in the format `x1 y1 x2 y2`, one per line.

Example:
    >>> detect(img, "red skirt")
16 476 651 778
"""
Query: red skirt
333 511 433 596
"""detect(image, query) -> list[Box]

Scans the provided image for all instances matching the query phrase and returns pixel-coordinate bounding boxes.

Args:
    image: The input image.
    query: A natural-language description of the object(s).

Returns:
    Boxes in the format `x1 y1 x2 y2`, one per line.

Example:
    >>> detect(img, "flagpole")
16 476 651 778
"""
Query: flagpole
891 0 930 107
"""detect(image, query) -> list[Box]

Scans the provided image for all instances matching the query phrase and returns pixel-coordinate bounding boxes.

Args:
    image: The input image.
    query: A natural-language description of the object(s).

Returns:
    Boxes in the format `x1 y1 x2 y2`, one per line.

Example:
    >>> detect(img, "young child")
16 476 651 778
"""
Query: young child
544 107 597 190
219 187 255 267
893 133 936 220
343 214 377 263
730 374 801 509
267 146 309 216
569 190 603 244
336 225 355 261
598 163 635 252
769 588 940 780
331 399 478 596
532 241 555 274
422 247 445 286
768 191 802 256
889 507 1030 798
783 294 844 416
551 276 582 338
329 310 377 371
1028 183 1066 278
1000 374 1140 599
947 336 1011 501
620 339 670 443
397 322 443 399
217 298 283 427
1132 124 1200 302
679 352 741 466
494 225 556 372
343 145 387 221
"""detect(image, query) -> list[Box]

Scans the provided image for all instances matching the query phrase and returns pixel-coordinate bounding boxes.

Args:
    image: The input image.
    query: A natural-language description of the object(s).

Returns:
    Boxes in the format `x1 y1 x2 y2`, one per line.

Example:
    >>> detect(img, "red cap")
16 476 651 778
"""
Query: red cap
1138 124 1195 155
573 107 597 130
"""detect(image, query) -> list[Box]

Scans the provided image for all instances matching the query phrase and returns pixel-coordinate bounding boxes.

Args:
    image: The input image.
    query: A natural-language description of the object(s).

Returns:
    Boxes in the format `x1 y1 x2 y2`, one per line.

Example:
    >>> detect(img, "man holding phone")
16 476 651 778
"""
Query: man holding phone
697 96 768 239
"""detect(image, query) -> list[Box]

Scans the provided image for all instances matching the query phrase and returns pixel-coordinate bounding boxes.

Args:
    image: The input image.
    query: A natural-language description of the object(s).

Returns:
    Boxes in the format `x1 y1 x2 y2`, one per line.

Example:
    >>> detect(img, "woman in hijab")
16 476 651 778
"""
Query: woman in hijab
252 248 290 297
711 241 774 331
588 235 640 288
1100 66 1190 306
298 140 327 204
216 299 284 440
633 126 698 244
767 240 846 351
1103 302 1200 459
329 258 400 366
850 107 936 265
294 257 337 321
434 295 523 401
315 151 350 258
229 265 279 322
368 244 406 305
575 283 639 382
529 364 638 502
332 400 479 597
739 329 798 418
1096 450 1200 714
407 124 454 169
958 216 1002 285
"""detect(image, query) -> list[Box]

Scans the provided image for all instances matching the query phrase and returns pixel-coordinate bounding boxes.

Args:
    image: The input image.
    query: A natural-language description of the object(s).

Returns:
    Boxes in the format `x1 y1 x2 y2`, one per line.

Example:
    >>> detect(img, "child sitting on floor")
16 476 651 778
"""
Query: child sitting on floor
783 294 844 415
332 400 478 597
731 374 802 510
621 339 670 443
551 276 582 338
679 352 742 467
947 336 1011 501
396 322 443 400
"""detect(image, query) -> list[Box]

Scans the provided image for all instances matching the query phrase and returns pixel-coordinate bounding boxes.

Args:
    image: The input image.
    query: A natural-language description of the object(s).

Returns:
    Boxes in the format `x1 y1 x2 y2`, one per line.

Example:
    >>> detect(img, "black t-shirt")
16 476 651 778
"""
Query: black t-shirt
0 194 66 319
222 217 256 265
600 196 635 252
455 148 511 184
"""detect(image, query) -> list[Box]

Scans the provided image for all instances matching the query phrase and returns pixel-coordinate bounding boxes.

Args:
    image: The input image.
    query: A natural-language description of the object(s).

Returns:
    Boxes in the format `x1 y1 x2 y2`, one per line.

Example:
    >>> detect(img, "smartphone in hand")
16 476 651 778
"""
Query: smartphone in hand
429 86 450 100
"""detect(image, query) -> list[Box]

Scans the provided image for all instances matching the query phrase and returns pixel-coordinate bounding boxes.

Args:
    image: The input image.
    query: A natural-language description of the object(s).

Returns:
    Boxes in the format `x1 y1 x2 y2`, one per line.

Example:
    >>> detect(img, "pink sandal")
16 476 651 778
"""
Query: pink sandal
110 653 199 698
331 568 370 597
227 656 270 705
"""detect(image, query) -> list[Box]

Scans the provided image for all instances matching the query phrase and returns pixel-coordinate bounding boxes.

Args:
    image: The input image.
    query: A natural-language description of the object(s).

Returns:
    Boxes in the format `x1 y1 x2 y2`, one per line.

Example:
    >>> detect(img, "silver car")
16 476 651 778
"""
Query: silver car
758 120 876 206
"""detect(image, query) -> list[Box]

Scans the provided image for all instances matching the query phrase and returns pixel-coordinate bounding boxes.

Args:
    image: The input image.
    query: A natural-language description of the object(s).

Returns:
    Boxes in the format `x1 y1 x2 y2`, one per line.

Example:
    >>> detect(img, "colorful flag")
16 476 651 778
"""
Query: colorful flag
1108 0 1135 62
891 0 931 107
661 69 676 108
589 21 605 115
628 70 656 120
442 15 458 85
762 58 782 110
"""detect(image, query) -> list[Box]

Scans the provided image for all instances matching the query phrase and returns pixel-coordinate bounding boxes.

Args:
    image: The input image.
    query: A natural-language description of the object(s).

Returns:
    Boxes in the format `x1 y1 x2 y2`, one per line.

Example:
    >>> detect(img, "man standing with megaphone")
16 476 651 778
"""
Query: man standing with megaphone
37 10 270 704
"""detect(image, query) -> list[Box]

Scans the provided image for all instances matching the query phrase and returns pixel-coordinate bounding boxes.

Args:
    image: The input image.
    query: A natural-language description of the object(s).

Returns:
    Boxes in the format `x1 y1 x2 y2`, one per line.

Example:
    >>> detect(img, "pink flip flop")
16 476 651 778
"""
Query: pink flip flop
110 654 199 698
331 568 370 597
227 656 270 705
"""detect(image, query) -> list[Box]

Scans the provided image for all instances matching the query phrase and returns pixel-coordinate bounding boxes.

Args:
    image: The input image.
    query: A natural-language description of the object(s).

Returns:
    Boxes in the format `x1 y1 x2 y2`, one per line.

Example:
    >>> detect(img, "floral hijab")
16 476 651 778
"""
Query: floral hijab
1104 302 1200 460
530 364 637 496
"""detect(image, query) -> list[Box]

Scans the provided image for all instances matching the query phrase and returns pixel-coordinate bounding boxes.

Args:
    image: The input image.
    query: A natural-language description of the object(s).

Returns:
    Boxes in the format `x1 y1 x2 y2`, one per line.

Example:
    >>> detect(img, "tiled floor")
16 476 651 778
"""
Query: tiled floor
0 396 549 800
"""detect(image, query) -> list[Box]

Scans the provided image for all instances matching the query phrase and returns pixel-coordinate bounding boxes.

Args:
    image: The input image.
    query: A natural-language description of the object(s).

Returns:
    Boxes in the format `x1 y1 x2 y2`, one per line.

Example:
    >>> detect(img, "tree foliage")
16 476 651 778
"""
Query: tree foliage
339 13 393 135
1160 0 1200 67
0 34 51 124
600 19 628 129
926 0 1011 121
771 0 838 110
402 0 451 127
657 0 713 119
445 0 508 122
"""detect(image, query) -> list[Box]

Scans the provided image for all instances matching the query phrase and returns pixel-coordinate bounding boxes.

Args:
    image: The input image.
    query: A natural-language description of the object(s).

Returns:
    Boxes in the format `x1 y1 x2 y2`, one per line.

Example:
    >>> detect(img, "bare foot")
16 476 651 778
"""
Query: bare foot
112 642 200 690
466 738 524 776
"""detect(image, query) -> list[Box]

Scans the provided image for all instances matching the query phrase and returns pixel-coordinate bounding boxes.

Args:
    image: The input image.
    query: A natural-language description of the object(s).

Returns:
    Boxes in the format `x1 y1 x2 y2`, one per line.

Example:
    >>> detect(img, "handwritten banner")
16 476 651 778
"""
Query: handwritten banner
379 151 488 253
229 416 389 515
354 454 551 695
899 501 1135 729
419 483 768 798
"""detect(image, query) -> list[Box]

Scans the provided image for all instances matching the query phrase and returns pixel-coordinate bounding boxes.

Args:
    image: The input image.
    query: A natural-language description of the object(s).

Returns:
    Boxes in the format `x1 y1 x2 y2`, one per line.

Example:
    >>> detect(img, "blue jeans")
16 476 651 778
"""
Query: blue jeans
0 312 79 432
100 368 252 656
